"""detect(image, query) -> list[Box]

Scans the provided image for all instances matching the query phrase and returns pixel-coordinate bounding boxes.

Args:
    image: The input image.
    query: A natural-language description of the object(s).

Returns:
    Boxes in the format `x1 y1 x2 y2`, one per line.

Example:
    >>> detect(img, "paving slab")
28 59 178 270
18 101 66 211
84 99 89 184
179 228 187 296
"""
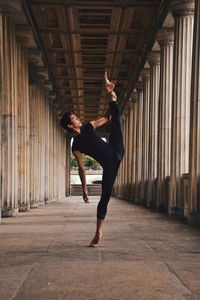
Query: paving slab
0 196 200 300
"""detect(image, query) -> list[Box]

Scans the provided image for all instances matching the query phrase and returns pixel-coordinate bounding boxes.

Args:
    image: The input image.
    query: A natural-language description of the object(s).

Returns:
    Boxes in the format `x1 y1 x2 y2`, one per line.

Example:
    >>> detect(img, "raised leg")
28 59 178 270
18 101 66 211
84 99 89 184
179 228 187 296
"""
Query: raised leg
109 101 124 161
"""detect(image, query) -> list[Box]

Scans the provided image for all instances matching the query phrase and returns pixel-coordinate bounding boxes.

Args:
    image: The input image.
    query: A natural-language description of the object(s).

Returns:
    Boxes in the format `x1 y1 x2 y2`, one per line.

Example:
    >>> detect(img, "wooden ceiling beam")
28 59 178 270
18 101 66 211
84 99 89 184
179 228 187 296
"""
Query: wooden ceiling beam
49 64 134 68
46 49 138 54
39 29 144 35
31 2 159 9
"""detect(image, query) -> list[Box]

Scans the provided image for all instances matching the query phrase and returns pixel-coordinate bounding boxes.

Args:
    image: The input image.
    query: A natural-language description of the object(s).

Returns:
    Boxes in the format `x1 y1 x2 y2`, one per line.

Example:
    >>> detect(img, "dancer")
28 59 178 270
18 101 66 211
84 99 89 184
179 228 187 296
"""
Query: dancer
60 72 124 246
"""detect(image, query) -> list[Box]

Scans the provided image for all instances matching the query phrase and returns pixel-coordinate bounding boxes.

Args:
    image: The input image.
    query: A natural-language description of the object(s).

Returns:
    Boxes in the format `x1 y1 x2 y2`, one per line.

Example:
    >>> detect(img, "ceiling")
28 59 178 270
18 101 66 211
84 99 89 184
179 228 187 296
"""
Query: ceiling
22 0 167 126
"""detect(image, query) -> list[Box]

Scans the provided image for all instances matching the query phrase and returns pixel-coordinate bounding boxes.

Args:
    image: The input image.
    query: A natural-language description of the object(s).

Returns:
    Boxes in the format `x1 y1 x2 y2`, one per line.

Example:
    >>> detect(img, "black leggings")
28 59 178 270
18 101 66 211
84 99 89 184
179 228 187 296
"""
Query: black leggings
97 101 124 219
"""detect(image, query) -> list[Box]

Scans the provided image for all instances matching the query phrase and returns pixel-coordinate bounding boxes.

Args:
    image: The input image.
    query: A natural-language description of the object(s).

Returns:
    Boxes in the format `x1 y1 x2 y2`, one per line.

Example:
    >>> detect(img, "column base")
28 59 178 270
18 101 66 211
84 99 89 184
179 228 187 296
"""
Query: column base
19 204 30 212
2 207 18 217
38 200 45 206
168 206 179 216
134 198 140 204
44 198 49 204
147 201 156 209
156 204 166 212
187 212 200 225
168 207 184 216
30 202 39 209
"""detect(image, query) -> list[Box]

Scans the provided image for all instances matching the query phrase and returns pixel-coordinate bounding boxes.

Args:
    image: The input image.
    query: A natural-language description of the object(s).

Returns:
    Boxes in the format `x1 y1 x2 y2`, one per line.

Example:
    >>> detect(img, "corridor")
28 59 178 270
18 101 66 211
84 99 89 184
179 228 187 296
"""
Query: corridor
0 197 200 300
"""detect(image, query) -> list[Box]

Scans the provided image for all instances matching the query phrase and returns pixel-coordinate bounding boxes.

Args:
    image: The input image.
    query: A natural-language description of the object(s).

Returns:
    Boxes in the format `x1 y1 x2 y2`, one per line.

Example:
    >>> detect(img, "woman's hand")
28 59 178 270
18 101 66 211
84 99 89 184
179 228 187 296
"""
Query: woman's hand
83 189 89 203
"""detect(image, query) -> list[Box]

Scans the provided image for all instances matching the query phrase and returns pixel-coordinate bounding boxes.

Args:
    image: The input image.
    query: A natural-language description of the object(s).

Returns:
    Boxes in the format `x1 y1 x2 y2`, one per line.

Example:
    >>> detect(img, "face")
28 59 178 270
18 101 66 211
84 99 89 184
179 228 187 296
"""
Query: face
69 114 82 130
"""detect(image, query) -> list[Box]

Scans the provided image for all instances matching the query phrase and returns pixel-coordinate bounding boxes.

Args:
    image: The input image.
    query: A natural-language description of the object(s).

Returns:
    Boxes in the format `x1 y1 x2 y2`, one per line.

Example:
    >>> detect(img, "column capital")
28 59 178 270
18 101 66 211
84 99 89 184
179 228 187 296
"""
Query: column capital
16 36 30 46
156 28 174 47
140 68 150 81
147 51 160 66
37 67 49 81
28 49 44 67
126 100 134 110
44 80 53 93
48 91 56 101
170 0 195 18
121 113 126 121
129 91 139 104
0 0 21 15
134 81 143 92
122 107 129 118
16 25 34 47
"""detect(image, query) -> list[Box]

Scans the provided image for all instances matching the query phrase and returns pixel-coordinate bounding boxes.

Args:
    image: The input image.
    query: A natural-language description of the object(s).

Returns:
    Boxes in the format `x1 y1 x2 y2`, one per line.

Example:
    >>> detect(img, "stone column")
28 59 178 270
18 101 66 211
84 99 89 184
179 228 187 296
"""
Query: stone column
126 100 134 200
156 29 174 211
44 97 50 203
53 112 58 199
38 82 46 205
48 103 54 201
169 0 195 215
126 99 134 200
134 82 144 203
65 136 71 196
187 0 200 224
140 69 150 205
0 2 20 217
16 42 30 212
128 92 139 201
147 51 160 208
123 108 129 199
61 132 67 197
29 80 38 207
29 80 40 208
114 119 122 198
118 113 126 198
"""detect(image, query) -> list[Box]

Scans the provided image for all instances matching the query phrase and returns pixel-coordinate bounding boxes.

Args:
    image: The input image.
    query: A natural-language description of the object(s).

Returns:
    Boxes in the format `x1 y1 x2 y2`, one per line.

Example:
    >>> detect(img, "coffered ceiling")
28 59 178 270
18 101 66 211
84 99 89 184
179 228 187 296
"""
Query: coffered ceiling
23 0 167 123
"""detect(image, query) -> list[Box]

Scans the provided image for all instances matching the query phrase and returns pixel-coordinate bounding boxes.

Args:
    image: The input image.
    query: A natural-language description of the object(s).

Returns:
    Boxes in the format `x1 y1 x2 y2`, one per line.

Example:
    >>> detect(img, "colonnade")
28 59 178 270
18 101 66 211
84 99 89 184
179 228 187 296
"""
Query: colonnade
0 3 70 219
114 0 200 224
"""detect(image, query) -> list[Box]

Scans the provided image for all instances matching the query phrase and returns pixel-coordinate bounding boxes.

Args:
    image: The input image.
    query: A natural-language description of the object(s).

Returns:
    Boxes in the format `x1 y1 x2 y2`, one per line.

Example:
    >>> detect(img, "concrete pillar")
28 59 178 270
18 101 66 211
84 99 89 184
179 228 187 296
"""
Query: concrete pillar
0 2 20 217
169 0 195 215
156 29 174 211
147 51 160 208
140 69 150 205
187 0 200 224
134 82 144 203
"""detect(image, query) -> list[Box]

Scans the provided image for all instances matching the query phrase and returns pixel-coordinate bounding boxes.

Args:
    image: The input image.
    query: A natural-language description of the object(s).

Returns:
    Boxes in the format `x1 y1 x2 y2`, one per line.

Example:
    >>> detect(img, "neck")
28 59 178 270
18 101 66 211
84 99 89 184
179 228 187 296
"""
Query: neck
72 128 81 137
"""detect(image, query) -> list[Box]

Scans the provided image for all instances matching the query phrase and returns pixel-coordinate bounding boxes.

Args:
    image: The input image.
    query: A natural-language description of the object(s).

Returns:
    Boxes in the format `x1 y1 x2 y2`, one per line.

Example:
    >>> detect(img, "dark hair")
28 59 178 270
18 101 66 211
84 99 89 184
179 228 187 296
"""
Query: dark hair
60 111 74 132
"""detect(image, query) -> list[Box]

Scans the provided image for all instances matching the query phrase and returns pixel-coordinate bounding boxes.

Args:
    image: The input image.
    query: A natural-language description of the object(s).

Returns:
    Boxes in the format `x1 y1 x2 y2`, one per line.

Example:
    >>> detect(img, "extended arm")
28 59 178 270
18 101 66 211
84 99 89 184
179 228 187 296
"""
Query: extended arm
72 150 89 203
90 113 110 129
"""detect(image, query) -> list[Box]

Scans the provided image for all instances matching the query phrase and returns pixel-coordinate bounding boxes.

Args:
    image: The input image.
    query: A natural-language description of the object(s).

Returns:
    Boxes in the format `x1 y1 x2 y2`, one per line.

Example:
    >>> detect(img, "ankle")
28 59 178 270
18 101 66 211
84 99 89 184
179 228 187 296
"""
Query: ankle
96 231 102 236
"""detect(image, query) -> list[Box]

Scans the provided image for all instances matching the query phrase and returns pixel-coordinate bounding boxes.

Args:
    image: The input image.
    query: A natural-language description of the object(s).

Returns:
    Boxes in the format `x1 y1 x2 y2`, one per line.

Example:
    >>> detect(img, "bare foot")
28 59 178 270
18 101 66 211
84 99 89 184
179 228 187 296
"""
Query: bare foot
89 232 103 247
104 71 115 93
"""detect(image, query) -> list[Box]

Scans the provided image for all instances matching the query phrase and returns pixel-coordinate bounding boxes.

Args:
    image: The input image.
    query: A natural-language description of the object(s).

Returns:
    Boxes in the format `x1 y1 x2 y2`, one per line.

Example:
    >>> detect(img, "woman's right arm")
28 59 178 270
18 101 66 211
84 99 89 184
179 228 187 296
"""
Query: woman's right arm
72 150 89 203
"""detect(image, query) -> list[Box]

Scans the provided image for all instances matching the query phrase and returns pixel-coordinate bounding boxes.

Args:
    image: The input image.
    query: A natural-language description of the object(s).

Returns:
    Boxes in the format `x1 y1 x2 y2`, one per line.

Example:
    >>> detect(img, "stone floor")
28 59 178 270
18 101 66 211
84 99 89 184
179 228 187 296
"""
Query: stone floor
0 196 200 300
